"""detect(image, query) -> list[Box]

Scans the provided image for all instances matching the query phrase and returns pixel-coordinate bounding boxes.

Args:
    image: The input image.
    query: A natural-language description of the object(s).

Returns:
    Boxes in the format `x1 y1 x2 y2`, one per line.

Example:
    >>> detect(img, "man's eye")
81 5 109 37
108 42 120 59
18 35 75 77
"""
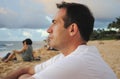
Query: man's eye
53 22 56 24
52 20 56 24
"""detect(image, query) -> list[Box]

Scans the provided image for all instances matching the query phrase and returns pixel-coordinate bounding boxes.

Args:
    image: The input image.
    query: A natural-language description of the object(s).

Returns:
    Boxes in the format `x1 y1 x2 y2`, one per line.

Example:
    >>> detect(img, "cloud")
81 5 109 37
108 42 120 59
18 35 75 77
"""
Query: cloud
0 28 7 30
23 31 32 37
33 0 79 14
33 0 120 27
0 0 120 29
0 28 48 41
80 0 120 20
34 0 120 19
0 0 120 41
0 8 7 14
0 7 17 15
0 0 49 29
36 29 48 37
0 7 18 28
45 16 52 23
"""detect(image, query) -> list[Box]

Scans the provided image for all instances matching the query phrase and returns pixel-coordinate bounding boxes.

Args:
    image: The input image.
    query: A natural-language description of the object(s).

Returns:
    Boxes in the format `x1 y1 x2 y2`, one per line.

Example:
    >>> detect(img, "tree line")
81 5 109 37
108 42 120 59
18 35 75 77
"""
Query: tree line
90 17 120 40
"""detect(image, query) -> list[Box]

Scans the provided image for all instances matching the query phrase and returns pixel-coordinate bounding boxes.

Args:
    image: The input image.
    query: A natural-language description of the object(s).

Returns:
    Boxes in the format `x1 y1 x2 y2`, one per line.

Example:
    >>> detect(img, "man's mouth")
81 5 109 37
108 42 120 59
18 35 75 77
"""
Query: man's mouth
48 36 52 42
48 36 53 40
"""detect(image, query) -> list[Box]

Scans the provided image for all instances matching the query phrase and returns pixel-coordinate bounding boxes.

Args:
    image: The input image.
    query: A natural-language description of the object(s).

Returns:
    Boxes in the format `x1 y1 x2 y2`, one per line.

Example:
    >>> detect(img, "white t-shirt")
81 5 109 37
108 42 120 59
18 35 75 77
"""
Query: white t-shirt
32 45 117 79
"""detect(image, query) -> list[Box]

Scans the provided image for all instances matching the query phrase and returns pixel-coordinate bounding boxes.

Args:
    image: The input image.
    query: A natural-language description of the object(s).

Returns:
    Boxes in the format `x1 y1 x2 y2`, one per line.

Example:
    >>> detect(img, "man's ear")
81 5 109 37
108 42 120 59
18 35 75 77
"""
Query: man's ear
69 23 78 36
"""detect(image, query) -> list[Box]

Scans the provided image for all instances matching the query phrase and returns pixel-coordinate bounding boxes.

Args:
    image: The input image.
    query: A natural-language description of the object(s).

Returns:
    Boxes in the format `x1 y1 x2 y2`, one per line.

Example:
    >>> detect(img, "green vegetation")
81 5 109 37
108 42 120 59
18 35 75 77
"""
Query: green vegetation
90 17 120 40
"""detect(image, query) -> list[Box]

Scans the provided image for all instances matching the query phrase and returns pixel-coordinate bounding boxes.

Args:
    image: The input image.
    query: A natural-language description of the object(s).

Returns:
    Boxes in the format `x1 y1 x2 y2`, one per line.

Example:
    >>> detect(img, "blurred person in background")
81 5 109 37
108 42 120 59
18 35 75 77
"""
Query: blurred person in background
2 38 33 62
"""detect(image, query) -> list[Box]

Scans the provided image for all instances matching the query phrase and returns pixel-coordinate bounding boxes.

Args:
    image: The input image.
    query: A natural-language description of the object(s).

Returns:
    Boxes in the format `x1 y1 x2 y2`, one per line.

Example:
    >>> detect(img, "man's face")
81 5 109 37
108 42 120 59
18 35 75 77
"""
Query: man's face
47 8 70 50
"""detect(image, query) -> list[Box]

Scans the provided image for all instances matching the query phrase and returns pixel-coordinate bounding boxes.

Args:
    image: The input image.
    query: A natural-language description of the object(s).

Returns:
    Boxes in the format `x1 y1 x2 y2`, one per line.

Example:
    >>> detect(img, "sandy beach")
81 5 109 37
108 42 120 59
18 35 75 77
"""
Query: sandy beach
0 40 120 79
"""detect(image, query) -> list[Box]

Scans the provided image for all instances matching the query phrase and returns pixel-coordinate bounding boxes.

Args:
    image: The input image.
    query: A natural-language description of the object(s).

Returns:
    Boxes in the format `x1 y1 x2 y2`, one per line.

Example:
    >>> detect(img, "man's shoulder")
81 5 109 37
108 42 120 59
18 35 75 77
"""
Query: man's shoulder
51 53 64 61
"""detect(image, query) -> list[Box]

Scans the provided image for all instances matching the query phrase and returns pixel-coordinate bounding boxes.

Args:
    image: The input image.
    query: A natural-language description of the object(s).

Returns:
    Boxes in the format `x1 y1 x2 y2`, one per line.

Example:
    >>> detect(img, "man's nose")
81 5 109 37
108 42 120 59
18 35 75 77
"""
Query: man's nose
47 25 52 33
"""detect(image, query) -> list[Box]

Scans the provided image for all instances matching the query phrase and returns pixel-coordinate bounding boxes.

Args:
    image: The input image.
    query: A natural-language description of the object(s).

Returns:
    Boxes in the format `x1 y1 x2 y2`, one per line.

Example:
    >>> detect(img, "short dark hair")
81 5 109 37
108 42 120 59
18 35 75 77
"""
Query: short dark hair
23 38 32 45
56 2 94 41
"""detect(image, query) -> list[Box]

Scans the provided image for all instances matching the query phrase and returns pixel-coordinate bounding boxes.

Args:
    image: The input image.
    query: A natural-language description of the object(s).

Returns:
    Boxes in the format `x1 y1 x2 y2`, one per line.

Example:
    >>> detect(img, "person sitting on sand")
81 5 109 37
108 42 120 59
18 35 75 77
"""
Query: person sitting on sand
2 38 34 62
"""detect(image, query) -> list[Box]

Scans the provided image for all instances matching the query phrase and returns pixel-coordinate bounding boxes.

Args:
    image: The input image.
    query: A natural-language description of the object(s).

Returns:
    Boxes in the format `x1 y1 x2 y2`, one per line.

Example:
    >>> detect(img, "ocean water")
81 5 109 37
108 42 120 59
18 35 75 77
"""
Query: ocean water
0 41 45 57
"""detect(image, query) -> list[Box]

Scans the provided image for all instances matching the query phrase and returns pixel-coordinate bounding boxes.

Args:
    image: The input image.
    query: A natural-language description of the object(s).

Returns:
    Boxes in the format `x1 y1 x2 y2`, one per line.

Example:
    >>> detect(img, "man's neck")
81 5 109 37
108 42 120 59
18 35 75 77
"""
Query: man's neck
61 41 86 56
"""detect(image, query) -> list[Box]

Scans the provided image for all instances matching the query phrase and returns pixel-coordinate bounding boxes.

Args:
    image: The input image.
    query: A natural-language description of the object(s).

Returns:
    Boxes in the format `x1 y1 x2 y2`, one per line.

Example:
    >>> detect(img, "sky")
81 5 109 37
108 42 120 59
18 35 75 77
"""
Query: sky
0 0 120 41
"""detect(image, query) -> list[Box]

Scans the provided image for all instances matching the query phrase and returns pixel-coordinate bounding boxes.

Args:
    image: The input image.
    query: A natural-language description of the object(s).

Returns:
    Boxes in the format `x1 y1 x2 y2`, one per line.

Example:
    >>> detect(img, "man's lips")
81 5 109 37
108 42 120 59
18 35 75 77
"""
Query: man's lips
48 36 53 41
48 36 53 39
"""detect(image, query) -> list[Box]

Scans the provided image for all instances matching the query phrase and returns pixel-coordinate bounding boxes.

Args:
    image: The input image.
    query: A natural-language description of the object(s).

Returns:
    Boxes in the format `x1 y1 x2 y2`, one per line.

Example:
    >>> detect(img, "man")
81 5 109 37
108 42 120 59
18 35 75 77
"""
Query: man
2 2 117 79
